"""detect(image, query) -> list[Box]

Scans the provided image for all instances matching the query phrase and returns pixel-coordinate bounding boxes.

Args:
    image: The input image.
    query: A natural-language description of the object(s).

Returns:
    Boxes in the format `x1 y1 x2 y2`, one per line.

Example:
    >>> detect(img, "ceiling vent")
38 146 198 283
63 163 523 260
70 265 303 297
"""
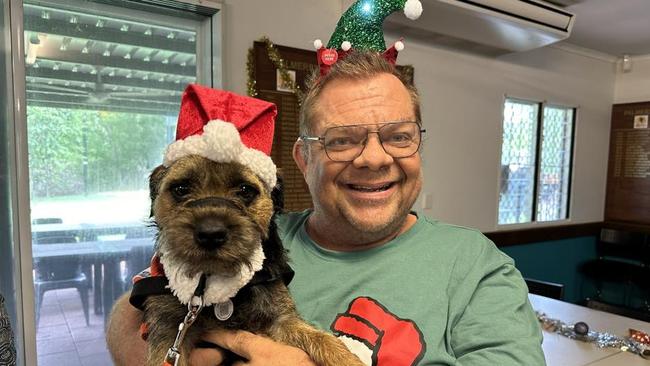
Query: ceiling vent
385 0 575 55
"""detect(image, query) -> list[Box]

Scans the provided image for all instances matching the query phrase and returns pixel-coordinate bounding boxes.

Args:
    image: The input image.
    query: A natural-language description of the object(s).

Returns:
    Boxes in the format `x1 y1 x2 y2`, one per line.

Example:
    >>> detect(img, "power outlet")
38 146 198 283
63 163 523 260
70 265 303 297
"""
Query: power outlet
421 193 433 210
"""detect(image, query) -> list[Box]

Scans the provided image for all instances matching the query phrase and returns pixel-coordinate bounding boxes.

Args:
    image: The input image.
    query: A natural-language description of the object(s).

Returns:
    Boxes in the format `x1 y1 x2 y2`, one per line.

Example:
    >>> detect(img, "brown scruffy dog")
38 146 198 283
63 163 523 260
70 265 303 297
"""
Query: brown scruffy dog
134 154 364 366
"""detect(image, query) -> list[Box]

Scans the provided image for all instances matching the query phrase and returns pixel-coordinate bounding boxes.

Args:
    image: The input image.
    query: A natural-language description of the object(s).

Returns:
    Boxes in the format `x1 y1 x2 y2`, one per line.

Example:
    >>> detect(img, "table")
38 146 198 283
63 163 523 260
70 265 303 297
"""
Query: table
32 238 154 324
32 221 152 242
529 293 650 366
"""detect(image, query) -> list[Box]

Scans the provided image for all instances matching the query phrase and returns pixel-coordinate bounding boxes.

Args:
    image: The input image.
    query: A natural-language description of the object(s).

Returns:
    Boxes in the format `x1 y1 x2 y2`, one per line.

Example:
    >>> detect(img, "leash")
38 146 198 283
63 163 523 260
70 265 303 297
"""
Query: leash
163 274 207 366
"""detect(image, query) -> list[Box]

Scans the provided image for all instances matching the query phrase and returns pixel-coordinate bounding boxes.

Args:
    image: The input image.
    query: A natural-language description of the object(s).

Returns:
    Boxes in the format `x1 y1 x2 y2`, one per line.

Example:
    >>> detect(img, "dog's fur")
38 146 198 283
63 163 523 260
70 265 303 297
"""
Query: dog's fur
141 155 364 366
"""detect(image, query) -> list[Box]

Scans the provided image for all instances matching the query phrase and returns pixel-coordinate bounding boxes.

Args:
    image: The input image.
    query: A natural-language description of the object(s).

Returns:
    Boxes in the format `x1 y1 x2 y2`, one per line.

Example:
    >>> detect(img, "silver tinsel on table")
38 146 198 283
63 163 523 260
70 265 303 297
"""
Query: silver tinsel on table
535 311 650 359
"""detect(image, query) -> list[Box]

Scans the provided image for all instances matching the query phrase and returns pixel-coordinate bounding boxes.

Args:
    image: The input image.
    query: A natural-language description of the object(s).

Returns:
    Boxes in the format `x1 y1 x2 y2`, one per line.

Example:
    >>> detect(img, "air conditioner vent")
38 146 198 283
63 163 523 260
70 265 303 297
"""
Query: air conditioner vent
385 0 575 55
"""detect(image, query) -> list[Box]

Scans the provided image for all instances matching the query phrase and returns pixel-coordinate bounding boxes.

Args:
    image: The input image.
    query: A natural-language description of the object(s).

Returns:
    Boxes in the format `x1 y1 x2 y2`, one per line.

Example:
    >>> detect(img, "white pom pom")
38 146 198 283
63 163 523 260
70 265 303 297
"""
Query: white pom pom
404 0 423 20
202 121 243 162
314 39 323 49
341 41 352 51
395 41 404 51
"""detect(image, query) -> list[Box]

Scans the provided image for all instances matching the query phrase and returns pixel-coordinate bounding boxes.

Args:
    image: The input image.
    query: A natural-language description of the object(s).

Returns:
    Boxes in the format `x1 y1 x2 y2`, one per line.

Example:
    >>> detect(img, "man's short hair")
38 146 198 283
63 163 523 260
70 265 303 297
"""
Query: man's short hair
299 51 421 136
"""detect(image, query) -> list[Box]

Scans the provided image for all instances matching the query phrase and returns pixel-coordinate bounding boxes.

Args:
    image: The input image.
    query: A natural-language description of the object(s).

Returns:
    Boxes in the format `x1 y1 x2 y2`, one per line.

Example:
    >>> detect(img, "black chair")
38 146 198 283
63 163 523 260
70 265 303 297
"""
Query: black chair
122 243 155 292
524 278 564 300
585 298 650 322
579 228 646 305
33 234 90 327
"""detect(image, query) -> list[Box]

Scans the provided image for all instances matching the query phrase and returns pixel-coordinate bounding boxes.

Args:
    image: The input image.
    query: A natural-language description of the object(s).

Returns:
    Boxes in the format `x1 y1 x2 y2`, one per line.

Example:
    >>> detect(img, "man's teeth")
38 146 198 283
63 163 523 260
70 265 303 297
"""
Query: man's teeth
349 183 393 192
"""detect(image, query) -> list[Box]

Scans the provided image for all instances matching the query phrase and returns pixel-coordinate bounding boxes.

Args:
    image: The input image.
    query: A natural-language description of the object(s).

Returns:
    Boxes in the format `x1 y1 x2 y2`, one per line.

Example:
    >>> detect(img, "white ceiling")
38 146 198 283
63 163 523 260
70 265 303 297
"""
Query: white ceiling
554 0 650 57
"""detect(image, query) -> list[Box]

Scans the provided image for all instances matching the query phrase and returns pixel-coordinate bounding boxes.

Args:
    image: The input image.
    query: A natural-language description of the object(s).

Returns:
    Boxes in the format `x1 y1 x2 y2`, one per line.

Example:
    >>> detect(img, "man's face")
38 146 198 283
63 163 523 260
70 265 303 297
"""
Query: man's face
294 73 423 242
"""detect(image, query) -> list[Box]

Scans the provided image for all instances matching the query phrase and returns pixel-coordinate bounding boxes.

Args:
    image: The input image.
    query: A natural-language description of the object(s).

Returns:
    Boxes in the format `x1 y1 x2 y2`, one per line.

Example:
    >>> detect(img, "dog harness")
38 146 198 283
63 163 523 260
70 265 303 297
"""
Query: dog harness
129 255 294 339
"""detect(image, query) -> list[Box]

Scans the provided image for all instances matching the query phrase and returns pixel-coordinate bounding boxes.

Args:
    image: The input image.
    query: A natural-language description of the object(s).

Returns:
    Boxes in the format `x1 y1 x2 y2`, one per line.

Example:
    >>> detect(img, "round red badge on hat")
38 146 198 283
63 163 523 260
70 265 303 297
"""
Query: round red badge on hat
321 49 338 65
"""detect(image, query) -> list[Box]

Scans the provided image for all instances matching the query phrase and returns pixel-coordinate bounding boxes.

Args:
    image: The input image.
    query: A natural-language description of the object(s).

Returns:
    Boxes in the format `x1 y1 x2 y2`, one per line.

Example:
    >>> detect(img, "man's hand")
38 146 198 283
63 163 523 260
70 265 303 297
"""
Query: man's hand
106 293 146 366
190 330 316 366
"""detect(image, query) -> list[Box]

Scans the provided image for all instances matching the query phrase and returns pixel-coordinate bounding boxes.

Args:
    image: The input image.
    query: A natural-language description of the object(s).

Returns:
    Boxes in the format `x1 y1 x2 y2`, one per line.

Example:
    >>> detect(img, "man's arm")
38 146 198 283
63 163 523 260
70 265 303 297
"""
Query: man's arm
106 292 147 366
191 330 315 366
450 257 546 365
106 292 308 366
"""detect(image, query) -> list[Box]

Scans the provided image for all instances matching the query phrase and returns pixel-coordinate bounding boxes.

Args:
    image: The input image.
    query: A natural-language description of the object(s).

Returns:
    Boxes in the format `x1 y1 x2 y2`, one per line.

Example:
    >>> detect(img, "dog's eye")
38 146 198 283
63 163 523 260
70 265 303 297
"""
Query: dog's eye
171 183 191 199
236 183 259 203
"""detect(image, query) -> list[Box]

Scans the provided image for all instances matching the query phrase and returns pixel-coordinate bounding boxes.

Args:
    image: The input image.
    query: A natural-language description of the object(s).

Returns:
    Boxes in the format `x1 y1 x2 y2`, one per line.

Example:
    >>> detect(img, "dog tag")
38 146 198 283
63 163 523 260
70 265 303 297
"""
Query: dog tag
214 300 234 321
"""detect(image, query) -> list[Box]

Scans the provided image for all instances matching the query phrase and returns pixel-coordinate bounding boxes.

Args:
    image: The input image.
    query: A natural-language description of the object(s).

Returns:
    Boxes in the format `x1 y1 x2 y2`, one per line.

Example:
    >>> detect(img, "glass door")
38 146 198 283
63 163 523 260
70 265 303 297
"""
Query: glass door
1 1 23 365
20 0 220 364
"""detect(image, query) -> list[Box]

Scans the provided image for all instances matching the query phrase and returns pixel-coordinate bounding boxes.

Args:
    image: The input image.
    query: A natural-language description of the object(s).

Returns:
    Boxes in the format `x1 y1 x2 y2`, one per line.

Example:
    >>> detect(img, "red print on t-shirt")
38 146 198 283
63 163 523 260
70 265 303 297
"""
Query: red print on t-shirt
331 296 426 366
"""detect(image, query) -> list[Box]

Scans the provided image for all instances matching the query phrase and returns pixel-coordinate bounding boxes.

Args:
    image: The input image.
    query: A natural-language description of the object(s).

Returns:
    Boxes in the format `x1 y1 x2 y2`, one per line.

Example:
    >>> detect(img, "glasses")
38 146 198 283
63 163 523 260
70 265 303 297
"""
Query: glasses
299 121 425 162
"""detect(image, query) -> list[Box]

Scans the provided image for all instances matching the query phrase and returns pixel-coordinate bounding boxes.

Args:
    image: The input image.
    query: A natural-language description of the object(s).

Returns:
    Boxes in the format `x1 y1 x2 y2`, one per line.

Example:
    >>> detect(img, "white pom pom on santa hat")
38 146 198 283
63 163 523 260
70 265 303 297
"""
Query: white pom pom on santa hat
404 0 423 20
314 39 323 49
163 84 278 189
395 40 404 51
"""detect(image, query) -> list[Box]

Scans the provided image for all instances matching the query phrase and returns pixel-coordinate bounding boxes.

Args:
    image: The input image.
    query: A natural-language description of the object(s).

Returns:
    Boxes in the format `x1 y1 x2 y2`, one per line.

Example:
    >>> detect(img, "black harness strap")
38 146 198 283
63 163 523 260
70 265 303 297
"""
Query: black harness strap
129 265 295 312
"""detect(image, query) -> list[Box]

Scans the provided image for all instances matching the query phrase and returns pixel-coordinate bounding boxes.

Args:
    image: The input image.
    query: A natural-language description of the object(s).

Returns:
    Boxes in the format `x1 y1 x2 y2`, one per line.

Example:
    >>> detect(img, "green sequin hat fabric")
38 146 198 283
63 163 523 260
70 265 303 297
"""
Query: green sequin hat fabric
315 0 422 75
327 0 421 52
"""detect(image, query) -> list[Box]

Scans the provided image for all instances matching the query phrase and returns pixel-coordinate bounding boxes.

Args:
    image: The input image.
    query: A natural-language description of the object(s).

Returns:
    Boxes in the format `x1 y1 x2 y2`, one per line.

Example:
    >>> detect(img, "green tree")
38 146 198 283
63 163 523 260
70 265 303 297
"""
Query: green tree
28 106 171 198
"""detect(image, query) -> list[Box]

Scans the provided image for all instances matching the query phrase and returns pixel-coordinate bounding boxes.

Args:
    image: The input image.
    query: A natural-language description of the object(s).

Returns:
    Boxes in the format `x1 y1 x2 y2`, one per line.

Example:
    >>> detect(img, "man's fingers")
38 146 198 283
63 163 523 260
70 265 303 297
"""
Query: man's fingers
202 329 263 360
200 329 317 366
188 345 225 366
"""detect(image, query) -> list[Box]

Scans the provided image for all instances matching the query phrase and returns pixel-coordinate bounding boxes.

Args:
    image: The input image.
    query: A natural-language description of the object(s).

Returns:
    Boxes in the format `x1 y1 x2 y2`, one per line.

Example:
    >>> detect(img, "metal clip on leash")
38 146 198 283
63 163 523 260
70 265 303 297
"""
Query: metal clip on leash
163 274 207 366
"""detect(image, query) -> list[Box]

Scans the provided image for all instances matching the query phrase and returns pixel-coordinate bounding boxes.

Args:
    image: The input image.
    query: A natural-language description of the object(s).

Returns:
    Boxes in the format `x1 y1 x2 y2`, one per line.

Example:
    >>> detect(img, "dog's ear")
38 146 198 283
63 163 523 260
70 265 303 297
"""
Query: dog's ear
271 173 284 214
149 165 168 217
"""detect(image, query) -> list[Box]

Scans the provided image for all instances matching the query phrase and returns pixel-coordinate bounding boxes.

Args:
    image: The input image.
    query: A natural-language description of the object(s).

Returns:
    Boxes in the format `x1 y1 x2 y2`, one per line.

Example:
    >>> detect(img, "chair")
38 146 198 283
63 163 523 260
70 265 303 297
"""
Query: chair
33 234 90 327
585 298 650 322
122 243 155 292
579 228 646 305
524 278 564 300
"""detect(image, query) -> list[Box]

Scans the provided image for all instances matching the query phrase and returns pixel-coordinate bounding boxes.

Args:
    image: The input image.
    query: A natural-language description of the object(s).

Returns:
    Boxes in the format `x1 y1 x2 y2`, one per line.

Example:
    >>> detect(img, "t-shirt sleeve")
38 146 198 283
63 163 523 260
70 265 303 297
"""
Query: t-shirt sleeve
449 234 546 365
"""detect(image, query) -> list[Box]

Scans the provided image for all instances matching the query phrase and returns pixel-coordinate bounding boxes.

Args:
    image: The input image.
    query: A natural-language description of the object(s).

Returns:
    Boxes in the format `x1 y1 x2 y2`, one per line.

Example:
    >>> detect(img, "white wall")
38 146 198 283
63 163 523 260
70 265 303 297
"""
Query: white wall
614 55 650 103
222 0 617 232
399 43 615 231
221 0 343 95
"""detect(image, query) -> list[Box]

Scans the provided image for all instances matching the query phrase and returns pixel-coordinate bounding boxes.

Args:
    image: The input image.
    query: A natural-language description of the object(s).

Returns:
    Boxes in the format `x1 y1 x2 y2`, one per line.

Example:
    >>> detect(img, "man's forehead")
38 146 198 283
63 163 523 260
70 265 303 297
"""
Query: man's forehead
312 75 414 128
324 118 415 129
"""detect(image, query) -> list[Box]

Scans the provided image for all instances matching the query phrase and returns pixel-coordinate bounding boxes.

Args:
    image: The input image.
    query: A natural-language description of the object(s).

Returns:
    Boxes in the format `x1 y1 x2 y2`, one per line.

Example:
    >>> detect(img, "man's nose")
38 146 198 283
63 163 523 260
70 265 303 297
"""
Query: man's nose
352 133 393 170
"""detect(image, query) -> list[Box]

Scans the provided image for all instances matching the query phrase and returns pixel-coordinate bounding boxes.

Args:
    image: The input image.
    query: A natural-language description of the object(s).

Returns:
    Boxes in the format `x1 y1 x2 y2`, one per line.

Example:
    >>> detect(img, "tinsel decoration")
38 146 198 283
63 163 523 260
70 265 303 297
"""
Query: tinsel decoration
630 328 650 345
246 36 303 102
536 311 650 359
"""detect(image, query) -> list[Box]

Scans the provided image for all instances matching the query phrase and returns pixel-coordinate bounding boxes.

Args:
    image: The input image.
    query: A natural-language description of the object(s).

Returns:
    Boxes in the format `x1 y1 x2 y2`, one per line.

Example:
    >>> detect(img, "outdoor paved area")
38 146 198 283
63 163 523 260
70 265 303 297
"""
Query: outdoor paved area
36 288 112 366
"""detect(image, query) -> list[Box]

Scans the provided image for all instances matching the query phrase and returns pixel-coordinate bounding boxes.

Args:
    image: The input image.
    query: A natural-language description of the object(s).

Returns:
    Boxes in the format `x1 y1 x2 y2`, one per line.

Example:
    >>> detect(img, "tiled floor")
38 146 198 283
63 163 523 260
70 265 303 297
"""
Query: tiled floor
36 288 113 366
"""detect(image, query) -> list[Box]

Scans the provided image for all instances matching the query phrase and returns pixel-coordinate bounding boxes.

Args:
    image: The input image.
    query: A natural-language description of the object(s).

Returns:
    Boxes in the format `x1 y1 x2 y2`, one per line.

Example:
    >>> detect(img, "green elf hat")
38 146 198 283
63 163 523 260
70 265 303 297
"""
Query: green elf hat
315 0 422 76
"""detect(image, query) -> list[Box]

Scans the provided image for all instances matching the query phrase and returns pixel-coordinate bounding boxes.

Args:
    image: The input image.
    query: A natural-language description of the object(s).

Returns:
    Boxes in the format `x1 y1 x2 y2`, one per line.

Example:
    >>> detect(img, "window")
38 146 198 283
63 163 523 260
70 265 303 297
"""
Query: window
498 98 575 225
21 0 220 364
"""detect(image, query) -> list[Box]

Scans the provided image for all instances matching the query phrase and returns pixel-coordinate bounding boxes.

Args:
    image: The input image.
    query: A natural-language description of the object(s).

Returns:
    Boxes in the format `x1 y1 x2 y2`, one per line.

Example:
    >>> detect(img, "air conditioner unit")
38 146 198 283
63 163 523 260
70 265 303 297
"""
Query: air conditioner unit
385 0 575 55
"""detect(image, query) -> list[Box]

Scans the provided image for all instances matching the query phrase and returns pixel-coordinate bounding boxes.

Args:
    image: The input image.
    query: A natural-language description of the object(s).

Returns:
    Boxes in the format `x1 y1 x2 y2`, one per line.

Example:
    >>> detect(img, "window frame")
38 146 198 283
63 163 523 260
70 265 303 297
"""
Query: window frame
7 0 223 364
496 96 577 229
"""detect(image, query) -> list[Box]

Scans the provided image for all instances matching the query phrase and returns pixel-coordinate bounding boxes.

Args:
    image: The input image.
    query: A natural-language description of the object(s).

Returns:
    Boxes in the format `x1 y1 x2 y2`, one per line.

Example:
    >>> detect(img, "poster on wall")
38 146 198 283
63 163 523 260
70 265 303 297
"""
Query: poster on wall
605 102 650 225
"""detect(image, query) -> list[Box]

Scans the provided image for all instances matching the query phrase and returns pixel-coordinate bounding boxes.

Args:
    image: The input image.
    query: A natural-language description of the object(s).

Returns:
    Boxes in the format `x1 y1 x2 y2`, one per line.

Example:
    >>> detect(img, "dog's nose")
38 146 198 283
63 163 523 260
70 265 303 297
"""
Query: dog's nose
195 218 229 250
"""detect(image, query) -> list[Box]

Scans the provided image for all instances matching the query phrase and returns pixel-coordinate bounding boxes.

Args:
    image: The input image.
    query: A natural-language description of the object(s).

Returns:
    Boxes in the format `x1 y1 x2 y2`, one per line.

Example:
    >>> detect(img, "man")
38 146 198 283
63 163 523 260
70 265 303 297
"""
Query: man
107 51 545 365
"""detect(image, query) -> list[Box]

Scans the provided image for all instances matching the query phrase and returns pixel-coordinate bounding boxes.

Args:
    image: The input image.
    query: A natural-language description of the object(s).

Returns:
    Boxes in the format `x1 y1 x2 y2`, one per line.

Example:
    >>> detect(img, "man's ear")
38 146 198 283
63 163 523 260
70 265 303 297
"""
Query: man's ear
292 140 308 179
271 172 284 214
148 165 167 217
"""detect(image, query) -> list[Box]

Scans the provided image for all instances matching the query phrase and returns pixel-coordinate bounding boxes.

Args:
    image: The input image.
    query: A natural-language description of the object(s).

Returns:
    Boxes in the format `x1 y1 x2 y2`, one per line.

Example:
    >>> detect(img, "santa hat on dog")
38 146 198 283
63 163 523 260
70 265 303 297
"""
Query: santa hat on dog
164 83 278 189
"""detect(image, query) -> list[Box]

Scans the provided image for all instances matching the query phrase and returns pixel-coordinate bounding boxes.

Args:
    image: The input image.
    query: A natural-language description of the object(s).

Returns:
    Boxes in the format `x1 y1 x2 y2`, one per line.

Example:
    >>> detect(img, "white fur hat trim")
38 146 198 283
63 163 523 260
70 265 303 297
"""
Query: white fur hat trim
163 120 277 189
159 244 265 306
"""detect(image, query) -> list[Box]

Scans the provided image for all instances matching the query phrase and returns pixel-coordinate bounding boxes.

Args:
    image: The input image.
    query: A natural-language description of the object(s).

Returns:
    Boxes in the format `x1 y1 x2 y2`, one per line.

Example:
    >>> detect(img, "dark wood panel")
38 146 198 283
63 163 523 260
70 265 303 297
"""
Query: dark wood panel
605 102 650 226
485 222 602 247
602 220 650 235
253 41 317 95
253 41 315 212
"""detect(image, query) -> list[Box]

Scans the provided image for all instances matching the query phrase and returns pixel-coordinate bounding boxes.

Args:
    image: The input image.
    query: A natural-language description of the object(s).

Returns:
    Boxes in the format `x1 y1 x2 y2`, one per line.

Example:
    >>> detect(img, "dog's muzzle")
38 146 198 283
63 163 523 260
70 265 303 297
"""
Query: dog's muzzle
187 197 244 251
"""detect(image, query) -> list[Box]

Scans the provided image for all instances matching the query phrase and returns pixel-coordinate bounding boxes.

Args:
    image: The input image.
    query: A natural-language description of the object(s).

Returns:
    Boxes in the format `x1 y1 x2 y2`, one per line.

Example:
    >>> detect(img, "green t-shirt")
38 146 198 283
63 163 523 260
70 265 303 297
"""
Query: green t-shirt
277 210 545 366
